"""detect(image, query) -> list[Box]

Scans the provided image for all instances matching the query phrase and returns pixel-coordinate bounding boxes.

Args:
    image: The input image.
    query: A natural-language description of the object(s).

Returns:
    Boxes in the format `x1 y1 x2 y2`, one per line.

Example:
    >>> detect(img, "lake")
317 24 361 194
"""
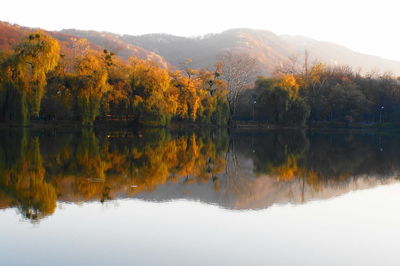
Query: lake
1 128 399 266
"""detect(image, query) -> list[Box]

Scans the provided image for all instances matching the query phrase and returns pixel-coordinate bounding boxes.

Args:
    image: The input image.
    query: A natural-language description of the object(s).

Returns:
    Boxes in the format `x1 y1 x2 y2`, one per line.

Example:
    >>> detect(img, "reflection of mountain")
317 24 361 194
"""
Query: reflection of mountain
133 161 398 210
0 129 399 220
230 174 397 209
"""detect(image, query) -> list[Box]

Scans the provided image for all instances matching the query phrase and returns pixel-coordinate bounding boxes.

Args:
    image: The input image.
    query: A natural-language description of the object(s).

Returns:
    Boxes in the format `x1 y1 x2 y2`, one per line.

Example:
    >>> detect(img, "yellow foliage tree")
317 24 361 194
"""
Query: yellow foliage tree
0 31 60 124
75 52 110 125
277 74 300 99
129 58 177 125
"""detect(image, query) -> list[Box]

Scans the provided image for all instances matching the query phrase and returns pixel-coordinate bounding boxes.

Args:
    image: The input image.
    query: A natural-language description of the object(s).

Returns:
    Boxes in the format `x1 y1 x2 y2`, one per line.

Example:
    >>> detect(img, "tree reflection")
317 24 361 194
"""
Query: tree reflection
0 130 56 220
0 128 230 220
0 128 400 220
235 130 400 204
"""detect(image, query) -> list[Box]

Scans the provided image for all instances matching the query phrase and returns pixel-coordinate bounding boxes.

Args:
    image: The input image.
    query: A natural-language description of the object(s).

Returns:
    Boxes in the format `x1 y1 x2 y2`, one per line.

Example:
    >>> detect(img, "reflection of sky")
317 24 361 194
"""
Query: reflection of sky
1 184 400 266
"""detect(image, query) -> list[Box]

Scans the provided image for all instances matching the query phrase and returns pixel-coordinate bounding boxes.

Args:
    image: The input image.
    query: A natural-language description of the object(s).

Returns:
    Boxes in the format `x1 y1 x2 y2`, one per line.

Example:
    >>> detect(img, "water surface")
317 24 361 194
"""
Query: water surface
0 129 399 265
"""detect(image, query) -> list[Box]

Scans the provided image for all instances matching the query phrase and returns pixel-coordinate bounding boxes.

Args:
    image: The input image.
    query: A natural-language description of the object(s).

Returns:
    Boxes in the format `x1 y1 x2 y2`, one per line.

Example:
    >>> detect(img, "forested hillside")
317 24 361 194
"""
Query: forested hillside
1 22 400 128
0 21 169 67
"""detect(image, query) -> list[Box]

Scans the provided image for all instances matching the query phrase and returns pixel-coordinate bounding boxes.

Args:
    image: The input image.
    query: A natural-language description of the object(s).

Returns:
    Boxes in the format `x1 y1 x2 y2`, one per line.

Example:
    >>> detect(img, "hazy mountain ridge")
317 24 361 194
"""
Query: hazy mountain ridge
281 35 400 74
0 21 169 68
60 29 169 68
1 21 400 75
125 28 400 75
122 28 294 74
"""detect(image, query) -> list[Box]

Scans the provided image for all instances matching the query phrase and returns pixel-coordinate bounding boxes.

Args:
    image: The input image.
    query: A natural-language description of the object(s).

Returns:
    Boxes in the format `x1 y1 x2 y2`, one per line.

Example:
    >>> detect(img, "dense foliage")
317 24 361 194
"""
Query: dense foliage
0 32 60 125
0 32 230 126
1 32 400 127
237 63 400 126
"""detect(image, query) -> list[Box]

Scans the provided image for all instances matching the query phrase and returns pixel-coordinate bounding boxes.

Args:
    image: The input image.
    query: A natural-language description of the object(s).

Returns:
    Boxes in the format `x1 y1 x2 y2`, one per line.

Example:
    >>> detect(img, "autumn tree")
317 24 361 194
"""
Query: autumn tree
197 69 230 125
171 71 202 121
0 31 60 124
74 52 110 125
128 58 177 125
170 66 229 125
100 57 131 119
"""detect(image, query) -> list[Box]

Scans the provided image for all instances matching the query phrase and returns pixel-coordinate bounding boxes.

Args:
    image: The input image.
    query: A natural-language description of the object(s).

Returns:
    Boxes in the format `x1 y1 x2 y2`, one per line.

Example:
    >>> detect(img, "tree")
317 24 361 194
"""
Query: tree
0 31 60 124
253 76 310 126
197 69 230 125
129 58 177 125
277 74 300 99
75 52 110 126
283 97 310 126
217 51 259 116
179 58 198 79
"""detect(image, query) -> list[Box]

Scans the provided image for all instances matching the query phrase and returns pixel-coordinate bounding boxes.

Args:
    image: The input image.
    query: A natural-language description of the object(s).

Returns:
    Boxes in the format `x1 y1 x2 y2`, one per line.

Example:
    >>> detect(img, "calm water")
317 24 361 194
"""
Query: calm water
1 128 400 266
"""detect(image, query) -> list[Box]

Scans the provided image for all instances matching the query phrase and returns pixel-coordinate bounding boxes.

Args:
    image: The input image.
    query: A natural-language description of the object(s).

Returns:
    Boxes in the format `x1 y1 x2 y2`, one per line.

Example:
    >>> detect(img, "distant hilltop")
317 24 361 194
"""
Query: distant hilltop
1 21 400 75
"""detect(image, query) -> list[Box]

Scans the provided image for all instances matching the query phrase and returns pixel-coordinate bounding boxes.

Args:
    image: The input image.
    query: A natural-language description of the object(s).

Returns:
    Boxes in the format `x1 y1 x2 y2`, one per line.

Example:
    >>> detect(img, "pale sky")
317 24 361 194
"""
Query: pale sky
1 0 400 61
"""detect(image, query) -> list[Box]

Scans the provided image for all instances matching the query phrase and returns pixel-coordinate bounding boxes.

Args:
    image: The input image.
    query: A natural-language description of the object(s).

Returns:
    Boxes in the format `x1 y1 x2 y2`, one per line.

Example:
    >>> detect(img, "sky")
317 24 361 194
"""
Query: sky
1 0 400 61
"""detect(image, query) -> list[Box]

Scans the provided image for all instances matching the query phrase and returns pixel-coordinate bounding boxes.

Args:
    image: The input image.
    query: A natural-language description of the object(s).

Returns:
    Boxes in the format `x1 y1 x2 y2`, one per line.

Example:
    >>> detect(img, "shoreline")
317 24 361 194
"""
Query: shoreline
1 120 399 132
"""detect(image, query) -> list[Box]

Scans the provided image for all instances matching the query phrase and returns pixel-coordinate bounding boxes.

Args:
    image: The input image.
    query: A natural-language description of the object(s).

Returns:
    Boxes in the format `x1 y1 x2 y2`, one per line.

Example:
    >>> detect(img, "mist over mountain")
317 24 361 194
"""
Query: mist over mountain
1 21 400 75
280 34 400 75
123 28 400 75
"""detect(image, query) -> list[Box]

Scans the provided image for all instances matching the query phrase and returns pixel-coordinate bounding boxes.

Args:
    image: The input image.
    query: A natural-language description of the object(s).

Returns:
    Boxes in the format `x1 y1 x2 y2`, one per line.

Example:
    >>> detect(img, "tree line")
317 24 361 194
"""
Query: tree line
237 56 400 126
0 31 230 126
1 32 400 127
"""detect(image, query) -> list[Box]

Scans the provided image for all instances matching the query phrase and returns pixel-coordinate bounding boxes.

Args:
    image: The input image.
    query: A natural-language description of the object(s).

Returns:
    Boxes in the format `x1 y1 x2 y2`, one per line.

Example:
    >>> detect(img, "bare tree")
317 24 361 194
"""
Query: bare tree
216 51 259 115
274 53 302 75
274 50 312 77
179 58 198 79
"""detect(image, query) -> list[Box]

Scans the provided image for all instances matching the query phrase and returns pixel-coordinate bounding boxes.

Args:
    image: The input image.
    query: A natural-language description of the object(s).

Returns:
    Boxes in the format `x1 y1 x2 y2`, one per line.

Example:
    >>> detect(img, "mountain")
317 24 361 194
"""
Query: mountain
0 21 169 68
1 21 400 76
0 21 29 50
122 29 293 75
122 28 400 76
60 29 169 68
281 34 400 75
